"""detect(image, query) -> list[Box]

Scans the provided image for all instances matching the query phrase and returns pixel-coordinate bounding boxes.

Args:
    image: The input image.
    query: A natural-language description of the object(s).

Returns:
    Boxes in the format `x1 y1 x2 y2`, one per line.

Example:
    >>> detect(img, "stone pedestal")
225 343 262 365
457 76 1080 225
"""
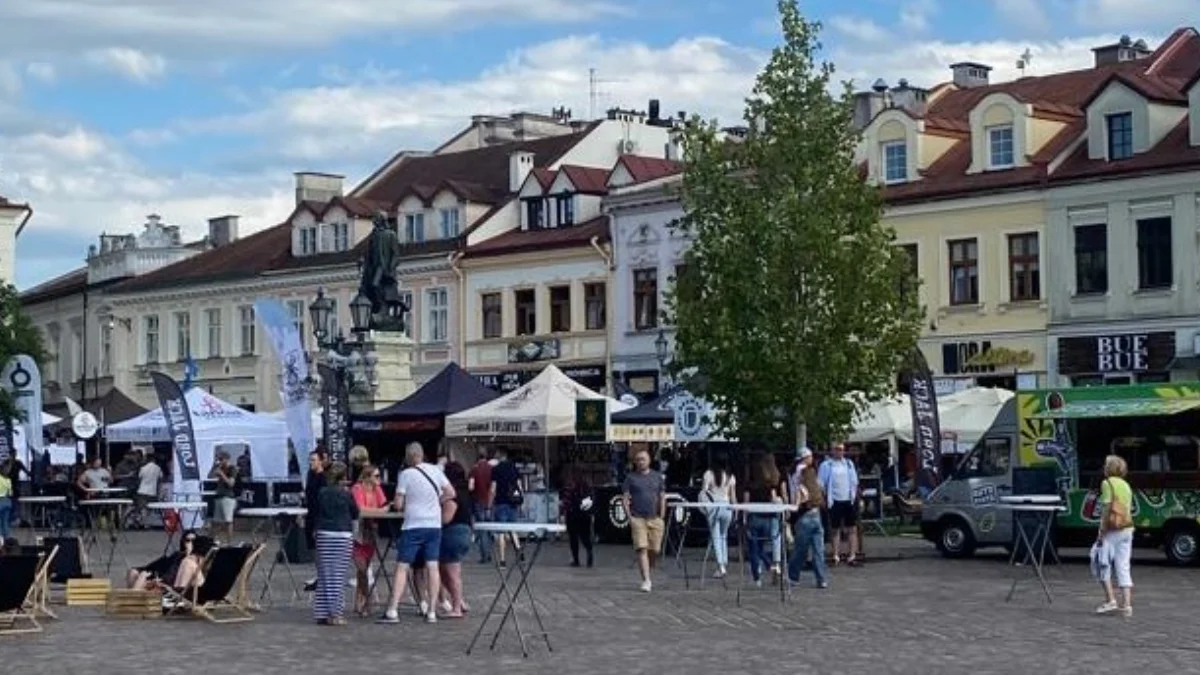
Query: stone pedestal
350 330 416 411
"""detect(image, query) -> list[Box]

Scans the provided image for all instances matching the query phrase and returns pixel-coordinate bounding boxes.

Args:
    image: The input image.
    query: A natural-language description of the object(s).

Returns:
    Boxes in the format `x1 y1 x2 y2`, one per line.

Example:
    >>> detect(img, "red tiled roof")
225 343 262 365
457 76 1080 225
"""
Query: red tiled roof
1052 119 1200 180
111 222 293 294
558 165 610 195
20 268 89 305
463 216 609 259
879 27 1200 204
611 155 684 185
530 168 556 190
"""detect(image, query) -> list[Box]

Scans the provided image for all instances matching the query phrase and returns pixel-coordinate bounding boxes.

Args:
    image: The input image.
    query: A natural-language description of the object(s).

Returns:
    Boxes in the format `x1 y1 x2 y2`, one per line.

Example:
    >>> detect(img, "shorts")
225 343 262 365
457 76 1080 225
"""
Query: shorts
212 497 237 524
439 524 471 564
630 516 664 552
828 501 857 529
493 503 519 523
398 527 442 566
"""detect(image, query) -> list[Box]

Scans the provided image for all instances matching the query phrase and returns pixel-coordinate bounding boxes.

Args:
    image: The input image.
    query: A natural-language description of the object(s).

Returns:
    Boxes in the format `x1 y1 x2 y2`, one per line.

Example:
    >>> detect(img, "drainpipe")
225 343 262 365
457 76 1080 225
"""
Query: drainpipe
588 235 615 393
448 251 465 366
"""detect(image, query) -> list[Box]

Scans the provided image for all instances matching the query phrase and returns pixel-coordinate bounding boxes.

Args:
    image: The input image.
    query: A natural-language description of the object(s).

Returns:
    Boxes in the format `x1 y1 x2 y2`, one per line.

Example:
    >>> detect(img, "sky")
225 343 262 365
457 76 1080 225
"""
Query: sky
4 0 1199 290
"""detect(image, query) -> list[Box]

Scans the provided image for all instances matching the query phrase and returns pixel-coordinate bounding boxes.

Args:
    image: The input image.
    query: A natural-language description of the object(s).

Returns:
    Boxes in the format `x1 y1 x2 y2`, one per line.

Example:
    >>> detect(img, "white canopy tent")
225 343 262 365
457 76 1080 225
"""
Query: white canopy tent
895 386 1014 453
445 364 632 437
847 393 911 444
41 411 61 426
106 388 290 480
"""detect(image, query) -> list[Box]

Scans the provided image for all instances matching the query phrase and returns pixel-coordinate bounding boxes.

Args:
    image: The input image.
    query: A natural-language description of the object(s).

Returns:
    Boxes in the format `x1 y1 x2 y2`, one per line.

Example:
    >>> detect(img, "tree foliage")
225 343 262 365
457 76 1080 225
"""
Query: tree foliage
0 282 49 422
667 0 923 446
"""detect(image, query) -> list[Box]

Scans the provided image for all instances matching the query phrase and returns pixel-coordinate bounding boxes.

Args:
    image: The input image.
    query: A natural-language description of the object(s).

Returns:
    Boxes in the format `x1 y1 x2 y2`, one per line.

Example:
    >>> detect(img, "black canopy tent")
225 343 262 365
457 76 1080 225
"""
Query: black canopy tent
351 362 499 433
44 387 149 432
610 384 685 425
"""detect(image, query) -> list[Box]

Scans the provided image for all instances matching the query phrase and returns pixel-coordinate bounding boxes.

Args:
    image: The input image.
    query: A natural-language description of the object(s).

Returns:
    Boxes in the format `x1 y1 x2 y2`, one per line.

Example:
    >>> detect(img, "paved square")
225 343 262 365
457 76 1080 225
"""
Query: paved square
5 531 1200 674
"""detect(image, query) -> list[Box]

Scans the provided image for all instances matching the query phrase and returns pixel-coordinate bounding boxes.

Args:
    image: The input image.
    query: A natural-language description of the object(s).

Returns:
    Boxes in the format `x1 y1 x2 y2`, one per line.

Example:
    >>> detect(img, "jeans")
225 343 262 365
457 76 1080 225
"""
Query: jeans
471 502 492 562
0 496 12 541
788 511 828 586
707 506 732 567
745 515 776 581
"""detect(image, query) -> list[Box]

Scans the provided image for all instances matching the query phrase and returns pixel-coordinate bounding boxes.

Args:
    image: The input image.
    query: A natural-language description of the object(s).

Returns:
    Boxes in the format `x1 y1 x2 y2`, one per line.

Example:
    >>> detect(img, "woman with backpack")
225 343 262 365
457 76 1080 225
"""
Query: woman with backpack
700 453 736 578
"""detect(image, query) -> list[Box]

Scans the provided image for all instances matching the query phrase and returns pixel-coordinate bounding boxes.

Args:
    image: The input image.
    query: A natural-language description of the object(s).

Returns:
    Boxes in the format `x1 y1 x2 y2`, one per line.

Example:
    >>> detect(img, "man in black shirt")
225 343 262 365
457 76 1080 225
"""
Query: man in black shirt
489 448 522 567
302 450 327 591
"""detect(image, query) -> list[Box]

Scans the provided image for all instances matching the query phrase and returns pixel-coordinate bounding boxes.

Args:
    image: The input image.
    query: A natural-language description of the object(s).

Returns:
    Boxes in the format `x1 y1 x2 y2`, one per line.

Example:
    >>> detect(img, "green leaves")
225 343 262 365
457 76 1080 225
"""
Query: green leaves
665 0 922 446
0 282 49 422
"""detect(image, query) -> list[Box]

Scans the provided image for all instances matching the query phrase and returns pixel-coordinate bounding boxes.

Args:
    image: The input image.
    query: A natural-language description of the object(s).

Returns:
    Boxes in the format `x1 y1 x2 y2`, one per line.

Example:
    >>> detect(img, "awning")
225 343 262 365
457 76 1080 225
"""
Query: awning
1031 399 1200 419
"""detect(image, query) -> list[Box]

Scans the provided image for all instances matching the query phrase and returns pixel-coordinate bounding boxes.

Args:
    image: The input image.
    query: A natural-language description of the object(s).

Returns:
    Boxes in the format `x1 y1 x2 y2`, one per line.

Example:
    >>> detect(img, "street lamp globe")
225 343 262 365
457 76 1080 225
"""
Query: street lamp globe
350 292 373 335
654 329 670 367
308 287 333 346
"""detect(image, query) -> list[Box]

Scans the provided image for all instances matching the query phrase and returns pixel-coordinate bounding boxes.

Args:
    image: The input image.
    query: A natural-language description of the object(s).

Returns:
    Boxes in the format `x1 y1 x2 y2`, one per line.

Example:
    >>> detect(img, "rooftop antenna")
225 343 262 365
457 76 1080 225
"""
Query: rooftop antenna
1016 48 1033 76
588 67 625 120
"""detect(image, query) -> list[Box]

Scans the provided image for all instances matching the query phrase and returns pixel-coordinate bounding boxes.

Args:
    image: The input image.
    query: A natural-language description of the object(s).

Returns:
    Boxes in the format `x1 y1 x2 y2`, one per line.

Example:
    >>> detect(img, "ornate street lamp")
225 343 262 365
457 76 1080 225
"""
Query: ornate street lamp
654 328 670 393
349 292 373 337
308 287 334 348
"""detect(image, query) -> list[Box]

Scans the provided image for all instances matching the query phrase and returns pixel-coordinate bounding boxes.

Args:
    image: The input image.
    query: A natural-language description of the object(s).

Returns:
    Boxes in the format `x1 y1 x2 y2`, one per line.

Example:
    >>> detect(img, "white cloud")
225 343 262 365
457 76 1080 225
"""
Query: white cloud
829 16 890 44
0 62 20 97
84 47 167 83
899 0 937 32
992 0 1052 33
24 62 55 83
1072 0 1200 30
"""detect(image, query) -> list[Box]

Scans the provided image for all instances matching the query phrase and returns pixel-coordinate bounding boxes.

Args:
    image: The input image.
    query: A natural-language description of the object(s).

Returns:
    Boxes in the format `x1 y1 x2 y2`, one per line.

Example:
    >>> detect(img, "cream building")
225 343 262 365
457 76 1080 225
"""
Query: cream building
0 194 33 286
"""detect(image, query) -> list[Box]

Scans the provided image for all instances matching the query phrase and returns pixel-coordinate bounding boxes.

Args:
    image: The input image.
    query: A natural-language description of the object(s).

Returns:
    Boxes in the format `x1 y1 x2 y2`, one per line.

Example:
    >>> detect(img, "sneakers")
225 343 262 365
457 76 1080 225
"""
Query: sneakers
1122 606 1133 618
425 612 438 624
376 609 400 624
440 599 453 614
713 567 727 579
1095 601 1119 614
639 580 652 593
419 600 429 615
817 581 829 589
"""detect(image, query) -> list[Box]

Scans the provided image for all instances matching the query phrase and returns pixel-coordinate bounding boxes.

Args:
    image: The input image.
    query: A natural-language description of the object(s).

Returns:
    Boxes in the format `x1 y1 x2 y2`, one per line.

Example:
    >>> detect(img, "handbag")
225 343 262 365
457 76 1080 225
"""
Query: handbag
1103 479 1133 530
1089 540 1109 581
417 467 457 525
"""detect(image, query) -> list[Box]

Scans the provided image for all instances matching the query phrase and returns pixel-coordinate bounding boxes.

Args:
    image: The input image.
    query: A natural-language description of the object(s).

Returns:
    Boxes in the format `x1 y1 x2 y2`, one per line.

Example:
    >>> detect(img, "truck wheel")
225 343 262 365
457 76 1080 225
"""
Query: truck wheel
936 517 976 559
1165 525 1200 566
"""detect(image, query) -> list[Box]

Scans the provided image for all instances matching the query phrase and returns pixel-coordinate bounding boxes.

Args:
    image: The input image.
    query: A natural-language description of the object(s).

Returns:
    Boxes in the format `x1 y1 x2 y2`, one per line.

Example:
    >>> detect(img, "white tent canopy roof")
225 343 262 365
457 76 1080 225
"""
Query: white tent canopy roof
894 386 1014 449
445 364 632 437
846 393 911 444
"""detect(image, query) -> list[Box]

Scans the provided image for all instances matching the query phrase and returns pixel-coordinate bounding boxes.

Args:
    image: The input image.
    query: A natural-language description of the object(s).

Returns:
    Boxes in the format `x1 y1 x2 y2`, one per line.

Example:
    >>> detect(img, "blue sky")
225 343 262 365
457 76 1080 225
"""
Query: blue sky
3 0 1197 290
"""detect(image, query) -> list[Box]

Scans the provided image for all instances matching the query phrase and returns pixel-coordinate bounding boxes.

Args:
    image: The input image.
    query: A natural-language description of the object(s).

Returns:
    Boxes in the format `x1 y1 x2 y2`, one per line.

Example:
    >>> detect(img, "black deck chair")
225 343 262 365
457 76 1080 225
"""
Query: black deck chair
163 544 262 623
0 555 43 635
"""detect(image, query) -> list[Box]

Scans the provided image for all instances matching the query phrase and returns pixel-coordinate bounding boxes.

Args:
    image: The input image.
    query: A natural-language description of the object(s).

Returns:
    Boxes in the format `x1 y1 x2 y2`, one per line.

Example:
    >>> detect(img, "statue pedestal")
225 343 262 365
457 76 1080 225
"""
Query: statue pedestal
351 330 416 411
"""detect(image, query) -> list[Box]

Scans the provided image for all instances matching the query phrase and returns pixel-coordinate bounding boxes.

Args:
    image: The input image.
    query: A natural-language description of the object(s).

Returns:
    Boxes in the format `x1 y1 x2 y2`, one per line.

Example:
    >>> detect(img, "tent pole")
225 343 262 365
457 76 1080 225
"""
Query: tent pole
544 436 551 524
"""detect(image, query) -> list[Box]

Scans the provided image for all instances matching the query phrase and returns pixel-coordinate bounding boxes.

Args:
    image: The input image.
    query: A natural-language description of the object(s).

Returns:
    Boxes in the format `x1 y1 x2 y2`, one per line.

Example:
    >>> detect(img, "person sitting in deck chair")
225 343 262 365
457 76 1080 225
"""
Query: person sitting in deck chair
126 530 208 590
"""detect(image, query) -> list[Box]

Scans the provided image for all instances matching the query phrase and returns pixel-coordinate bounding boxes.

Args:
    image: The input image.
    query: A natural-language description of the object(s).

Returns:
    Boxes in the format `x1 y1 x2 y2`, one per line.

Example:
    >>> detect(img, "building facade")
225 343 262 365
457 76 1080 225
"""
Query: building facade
0 194 32 286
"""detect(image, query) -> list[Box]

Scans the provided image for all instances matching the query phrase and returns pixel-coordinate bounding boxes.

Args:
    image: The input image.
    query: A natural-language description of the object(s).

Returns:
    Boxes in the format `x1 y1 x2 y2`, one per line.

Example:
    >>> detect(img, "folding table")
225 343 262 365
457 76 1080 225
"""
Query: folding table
998 495 1065 604
467 522 566 658
78 498 134 575
20 495 66 539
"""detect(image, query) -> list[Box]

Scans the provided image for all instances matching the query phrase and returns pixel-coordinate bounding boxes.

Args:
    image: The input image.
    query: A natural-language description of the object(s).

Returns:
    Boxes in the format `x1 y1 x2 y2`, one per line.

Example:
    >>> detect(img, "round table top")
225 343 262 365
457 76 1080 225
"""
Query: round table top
474 522 566 535
238 507 308 517
22 495 67 503
147 502 208 510
80 498 134 507
361 511 405 520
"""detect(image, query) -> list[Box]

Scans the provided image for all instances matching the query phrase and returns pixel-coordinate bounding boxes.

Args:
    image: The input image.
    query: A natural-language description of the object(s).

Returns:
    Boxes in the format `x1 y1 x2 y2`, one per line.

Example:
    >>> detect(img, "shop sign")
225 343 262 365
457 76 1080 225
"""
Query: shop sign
943 341 1037 374
507 339 561 364
1057 332 1175 375
575 399 608 443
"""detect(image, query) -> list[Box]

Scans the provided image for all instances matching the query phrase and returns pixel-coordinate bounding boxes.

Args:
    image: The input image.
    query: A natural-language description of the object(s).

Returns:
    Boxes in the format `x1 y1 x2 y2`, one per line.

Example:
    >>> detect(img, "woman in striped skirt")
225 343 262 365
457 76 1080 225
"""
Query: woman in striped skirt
313 462 359 625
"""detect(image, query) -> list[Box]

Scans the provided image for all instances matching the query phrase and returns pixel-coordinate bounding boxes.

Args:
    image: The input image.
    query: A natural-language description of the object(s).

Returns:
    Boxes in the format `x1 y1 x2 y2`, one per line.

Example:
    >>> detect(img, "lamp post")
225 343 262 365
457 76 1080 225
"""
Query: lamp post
654 328 670 394
308 287 377 463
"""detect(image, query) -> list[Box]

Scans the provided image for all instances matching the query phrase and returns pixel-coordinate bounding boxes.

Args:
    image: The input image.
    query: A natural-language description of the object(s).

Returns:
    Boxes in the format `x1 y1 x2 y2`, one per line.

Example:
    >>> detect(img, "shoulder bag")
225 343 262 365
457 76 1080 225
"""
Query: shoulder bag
1103 478 1132 531
417 467 457 525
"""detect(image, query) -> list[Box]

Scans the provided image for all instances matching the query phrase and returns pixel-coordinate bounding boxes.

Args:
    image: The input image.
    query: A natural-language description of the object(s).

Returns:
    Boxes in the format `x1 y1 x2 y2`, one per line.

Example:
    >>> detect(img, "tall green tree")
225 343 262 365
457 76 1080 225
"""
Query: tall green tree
0 282 49 422
667 0 922 447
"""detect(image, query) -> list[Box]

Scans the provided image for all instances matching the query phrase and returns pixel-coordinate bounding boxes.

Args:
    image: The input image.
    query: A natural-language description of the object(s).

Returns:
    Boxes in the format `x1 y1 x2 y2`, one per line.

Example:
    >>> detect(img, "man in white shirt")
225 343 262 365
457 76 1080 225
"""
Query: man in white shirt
817 441 860 566
378 441 454 625
132 455 162 528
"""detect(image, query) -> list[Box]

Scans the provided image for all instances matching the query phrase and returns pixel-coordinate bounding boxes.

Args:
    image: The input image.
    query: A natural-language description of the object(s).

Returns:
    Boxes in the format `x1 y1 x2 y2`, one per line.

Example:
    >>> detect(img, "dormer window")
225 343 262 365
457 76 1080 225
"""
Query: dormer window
300 225 318 255
882 141 907 183
438 208 460 238
322 222 349 252
555 193 575 227
404 212 426 243
1106 112 1133 160
987 125 1015 168
524 198 545 230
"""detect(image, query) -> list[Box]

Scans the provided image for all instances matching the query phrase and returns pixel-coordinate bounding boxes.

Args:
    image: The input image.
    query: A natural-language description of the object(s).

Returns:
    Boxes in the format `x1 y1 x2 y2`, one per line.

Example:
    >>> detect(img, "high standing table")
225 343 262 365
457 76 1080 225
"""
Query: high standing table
998 496 1066 604
146 502 209 554
20 495 67 539
674 502 797 605
359 511 420 614
467 522 566 658
78 498 134 575
239 506 309 606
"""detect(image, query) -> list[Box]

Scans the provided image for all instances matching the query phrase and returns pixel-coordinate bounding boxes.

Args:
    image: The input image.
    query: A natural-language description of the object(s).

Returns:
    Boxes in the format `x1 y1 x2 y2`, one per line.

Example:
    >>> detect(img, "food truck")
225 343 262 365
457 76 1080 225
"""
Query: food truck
921 383 1200 565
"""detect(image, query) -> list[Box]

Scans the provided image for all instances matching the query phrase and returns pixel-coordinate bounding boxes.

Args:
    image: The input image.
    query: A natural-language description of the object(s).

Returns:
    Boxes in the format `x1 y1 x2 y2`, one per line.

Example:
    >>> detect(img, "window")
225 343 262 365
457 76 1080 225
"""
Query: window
1106 112 1133 160
634 268 659 330
882 141 907 183
987 125 1014 168
481 293 502 339
515 289 537 336
286 300 305 343
404 213 425 243
239 305 256 355
331 222 349 252
424 288 448 343
1007 233 1040 301
956 437 1012 479
524 199 545 229
1074 224 1108 294
300 226 318 255
143 315 160 364
205 308 222 358
100 325 112 375
584 282 606 330
174 311 191 361
439 208 460 239
549 285 571 333
1137 217 1172 290
555 194 575 227
397 290 412 338
947 238 979 305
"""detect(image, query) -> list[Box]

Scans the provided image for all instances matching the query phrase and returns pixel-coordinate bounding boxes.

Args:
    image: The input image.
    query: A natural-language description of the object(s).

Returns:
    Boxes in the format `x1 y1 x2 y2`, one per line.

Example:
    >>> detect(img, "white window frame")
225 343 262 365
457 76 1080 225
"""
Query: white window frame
987 124 1015 169
405 212 426 243
100 324 112 375
424 287 448 343
143 315 160 364
882 141 907 183
238 305 256 356
205 308 222 358
174 311 191 361
439 208 460 239
300 226 318 255
333 222 349 251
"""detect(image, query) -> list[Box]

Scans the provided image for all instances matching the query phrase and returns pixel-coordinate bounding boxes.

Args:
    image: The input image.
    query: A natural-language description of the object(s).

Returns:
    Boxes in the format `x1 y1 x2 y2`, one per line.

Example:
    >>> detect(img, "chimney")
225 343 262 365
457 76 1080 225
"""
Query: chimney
208 215 240 247
293 172 344 206
1092 35 1153 68
949 62 992 88
648 99 661 122
508 150 535 193
853 78 890 130
889 79 929 116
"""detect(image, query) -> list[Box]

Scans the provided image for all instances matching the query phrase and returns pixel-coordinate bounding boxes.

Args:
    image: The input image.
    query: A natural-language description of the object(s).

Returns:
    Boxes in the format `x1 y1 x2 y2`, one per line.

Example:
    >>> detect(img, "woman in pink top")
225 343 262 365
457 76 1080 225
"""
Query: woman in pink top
351 463 388 616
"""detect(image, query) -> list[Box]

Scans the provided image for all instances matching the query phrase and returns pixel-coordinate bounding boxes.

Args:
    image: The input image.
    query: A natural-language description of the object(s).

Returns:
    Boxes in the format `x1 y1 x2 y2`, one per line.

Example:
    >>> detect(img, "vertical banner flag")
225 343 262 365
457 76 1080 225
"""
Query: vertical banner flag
150 371 202 504
254 299 316 480
2 354 44 458
908 347 943 493
318 363 349 465
0 416 13 464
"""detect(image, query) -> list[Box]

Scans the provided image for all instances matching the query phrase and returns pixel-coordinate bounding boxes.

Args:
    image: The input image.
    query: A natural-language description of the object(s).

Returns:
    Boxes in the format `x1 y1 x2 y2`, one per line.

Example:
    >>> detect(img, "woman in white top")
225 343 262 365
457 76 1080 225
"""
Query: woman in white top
701 453 736 578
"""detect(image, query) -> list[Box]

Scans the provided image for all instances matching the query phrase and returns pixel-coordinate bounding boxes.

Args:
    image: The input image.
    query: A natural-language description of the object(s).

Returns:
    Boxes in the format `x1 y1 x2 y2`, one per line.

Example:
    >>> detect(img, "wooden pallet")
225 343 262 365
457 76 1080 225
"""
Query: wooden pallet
65 579 112 607
105 590 162 619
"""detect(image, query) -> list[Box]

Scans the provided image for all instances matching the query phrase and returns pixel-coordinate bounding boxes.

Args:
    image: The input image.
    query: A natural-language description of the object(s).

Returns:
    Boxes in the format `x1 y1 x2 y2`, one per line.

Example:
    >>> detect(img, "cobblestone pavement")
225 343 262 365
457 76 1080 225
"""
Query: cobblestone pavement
6 530 1200 674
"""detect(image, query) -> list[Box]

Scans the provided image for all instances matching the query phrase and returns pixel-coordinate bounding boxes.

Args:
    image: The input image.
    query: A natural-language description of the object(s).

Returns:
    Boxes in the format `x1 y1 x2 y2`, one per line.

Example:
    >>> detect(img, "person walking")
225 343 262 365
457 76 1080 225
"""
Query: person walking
700 453 736 578
622 448 665 592
312 462 359 626
1096 454 1135 617
787 448 828 588
489 448 523 567
560 469 595 568
818 442 860 566
743 456 783 586
468 448 493 563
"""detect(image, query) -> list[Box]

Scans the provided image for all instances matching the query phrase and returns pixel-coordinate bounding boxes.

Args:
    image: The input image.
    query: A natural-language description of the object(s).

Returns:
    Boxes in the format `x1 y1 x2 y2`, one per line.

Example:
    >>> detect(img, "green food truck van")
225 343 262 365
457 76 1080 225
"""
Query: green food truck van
921 383 1200 565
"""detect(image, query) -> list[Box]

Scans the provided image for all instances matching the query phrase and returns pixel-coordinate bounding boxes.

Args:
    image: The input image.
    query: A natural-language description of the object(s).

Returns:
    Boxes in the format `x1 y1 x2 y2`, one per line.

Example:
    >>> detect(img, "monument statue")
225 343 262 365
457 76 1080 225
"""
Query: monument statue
359 210 408 332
